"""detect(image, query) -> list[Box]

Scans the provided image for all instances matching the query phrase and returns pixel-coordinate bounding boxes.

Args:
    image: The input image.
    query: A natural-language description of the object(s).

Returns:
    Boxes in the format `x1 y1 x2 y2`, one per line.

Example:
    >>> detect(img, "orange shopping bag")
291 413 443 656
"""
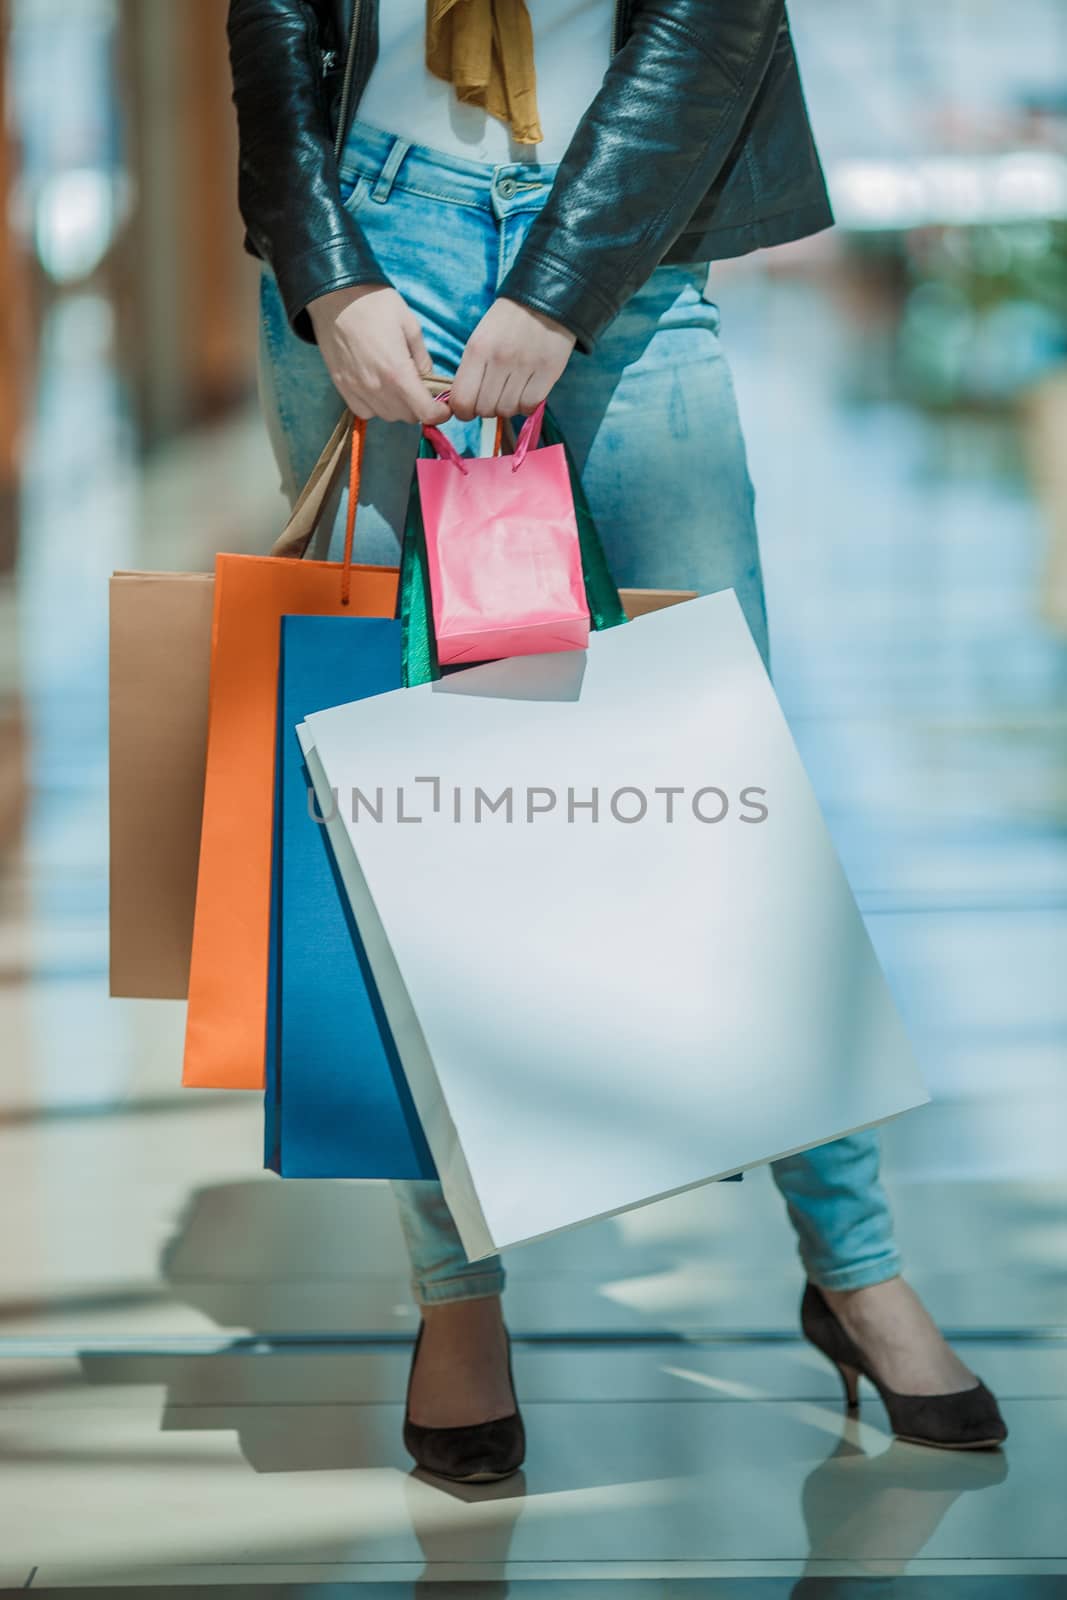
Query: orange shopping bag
182 414 398 1088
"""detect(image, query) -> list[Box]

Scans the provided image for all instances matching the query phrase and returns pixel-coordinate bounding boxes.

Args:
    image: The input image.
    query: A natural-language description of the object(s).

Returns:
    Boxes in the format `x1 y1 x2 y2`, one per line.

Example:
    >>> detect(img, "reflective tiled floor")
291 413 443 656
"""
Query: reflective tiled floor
1 274 1065 1588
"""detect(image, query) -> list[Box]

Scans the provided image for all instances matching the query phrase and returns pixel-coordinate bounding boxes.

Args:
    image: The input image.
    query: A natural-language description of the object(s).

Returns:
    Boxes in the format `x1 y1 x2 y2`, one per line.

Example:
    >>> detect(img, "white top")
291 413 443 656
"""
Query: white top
356 0 615 166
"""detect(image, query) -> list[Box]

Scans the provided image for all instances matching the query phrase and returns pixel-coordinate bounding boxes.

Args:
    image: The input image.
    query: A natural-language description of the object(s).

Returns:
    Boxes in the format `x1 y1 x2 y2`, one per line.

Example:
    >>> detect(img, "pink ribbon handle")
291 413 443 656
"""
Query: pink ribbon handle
510 400 546 471
421 391 470 475
421 397 546 474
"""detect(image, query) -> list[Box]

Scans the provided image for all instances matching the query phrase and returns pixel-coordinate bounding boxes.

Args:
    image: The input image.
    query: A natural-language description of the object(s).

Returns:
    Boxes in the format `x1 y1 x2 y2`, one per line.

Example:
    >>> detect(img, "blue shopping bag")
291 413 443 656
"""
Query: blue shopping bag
265 614 436 1178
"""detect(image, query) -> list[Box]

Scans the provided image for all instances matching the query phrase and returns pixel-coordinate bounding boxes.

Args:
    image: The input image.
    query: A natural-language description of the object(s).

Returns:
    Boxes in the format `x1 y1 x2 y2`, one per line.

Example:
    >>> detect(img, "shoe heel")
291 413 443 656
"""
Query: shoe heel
837 1362 860 1410
801 1281 1007 1449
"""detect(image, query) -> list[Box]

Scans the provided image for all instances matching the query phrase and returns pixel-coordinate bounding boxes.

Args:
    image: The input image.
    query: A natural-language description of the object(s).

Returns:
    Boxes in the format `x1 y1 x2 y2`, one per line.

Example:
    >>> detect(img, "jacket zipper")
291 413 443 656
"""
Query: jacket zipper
332 0 363 161
610 0 622 56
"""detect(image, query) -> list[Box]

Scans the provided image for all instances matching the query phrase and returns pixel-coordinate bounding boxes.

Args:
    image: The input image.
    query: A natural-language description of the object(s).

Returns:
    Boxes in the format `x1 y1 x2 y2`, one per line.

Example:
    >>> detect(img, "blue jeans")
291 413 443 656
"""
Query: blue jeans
258 119 902 1306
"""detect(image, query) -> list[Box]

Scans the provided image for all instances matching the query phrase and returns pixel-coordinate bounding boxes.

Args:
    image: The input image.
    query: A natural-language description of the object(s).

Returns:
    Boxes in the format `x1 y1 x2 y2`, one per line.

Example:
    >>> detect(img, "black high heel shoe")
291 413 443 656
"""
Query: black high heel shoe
801 1282 1007 1451
403 1321 526 1483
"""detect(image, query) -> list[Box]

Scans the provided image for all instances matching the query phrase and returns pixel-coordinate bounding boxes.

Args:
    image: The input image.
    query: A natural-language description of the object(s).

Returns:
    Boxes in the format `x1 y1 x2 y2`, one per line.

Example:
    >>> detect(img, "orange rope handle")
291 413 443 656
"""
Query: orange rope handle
340 417 365 606
493 416 504 456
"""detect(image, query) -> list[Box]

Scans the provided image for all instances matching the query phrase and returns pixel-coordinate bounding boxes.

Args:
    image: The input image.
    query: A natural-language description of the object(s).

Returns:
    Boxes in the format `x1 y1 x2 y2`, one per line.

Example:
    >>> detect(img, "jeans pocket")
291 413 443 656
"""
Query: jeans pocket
340 172 371 214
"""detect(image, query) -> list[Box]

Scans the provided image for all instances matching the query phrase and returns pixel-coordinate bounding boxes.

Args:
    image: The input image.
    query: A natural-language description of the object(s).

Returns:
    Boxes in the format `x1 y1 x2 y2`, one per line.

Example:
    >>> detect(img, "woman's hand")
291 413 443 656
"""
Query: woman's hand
449 299 577 421
307 284 452 426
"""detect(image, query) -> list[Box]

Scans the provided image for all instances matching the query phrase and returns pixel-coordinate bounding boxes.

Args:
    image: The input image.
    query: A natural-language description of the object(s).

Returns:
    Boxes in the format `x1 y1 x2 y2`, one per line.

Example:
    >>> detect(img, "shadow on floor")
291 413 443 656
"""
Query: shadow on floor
48 1180 1013 1584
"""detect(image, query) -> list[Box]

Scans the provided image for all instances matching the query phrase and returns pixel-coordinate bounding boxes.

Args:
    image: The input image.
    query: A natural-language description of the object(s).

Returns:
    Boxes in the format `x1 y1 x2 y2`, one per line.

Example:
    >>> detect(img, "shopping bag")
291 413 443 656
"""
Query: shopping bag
108 397 666 1010
108 411 359 1000
401 404 629 687
299 591 928 1259
265 614 435 1178
270 445 704 1185
417 400 593 665
183 416 399 1089
109 571 215 998
264 413 628 1175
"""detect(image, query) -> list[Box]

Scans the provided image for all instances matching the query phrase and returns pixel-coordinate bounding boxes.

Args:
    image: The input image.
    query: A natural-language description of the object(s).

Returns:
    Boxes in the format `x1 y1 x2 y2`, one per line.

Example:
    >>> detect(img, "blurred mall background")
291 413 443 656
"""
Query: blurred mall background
0 0 1065 1588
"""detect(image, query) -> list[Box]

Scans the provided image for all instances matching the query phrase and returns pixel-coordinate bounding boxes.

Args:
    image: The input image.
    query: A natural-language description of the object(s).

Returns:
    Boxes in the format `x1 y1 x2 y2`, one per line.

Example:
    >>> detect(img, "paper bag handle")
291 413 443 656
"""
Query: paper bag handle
268 374 481 561
510 400 545 467
268 411 366 604
422 395 541 474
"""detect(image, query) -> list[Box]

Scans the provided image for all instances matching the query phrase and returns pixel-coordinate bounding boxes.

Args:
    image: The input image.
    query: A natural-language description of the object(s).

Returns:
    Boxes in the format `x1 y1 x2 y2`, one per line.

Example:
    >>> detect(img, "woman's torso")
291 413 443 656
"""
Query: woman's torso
355 0 616 166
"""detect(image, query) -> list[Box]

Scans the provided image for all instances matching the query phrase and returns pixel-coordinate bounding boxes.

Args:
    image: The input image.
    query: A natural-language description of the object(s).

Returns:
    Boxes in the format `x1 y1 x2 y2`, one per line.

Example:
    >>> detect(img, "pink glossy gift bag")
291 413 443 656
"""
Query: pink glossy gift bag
417 401 590 665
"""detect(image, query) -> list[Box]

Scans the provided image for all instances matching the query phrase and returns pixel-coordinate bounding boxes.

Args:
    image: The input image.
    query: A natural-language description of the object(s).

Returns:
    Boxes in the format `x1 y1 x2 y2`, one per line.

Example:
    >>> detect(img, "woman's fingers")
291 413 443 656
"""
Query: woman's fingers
400 310 452 424
305 284 576 425
449 355 486 422
307 283 452 425
517 370 550 412
395 364 453 427
453 298 577 418
493 370 532 420
403 310 434 379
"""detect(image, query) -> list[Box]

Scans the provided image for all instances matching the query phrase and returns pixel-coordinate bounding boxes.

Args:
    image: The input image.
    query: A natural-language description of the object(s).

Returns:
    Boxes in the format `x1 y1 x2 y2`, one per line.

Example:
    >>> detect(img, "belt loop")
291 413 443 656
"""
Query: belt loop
371 137 411 204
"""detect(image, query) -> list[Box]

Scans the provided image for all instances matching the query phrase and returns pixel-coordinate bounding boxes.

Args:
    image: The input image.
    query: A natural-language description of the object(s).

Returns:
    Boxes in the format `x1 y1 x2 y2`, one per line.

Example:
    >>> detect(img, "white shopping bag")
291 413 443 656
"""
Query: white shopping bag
299 592 928 1261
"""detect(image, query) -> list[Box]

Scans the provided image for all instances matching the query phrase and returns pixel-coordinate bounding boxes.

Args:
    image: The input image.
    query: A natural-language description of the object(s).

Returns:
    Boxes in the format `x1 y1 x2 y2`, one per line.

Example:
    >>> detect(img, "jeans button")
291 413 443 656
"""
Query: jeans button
497 177 517 199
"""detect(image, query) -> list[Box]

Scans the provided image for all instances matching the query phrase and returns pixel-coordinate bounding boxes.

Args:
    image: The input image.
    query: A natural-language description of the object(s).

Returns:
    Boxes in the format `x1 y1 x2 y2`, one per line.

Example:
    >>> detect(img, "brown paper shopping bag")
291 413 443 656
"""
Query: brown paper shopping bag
109 570 215 998
109 410 367 1002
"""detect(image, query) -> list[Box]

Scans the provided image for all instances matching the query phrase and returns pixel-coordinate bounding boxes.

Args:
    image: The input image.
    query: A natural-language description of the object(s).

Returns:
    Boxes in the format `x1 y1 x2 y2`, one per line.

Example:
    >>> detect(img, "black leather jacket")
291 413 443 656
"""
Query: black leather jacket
229 0 833 352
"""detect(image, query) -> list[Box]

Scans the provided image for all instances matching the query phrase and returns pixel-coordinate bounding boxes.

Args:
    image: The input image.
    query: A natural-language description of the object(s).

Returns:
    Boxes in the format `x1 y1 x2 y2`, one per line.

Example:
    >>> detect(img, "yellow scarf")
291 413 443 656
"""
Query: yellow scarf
426 0 543 146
